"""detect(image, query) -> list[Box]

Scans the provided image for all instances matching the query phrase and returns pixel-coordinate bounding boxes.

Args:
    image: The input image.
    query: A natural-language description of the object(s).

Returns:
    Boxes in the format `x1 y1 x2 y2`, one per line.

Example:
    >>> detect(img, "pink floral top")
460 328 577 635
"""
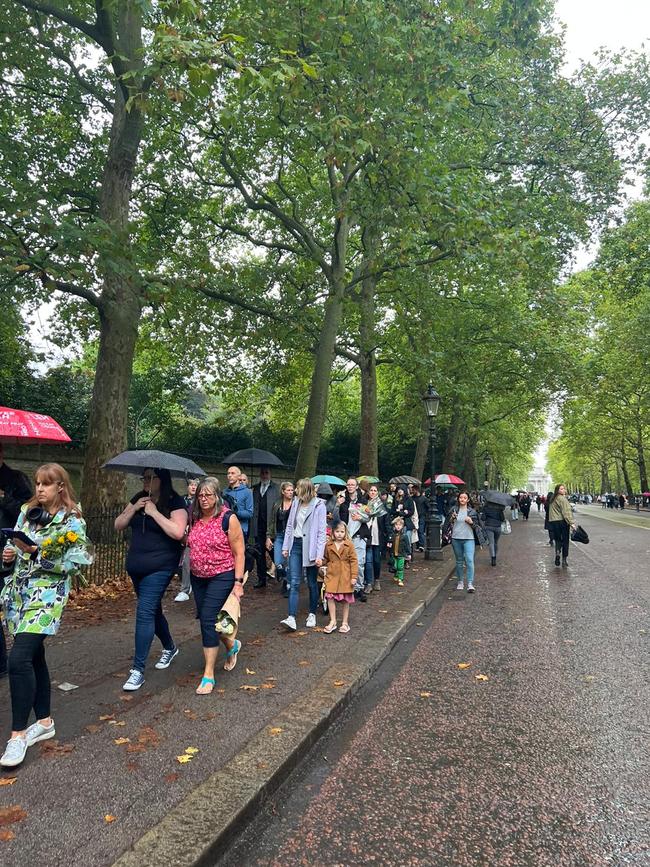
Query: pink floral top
188 509 235 578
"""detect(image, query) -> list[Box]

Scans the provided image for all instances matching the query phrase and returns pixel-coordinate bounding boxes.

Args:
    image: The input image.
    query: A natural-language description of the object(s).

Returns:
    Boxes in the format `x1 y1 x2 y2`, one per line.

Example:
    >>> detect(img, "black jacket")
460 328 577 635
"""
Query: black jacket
338 491 371 541
251 481 280 539
0 462 32 529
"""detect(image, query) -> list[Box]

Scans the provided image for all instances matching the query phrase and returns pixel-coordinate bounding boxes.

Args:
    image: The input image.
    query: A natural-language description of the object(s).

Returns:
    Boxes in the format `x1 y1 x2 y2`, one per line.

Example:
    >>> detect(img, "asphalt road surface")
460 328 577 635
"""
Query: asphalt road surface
220 508 650 867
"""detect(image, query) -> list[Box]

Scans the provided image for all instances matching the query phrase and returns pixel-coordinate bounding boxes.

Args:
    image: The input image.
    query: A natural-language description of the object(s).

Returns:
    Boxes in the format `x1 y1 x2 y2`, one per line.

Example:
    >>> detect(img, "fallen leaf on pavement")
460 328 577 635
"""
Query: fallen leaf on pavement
457 663 472 670
416 622 424 626
99 715 115 721
164 772 179 783
104 815 117 824
240 684 258 691
265 676 276 680
40 740 74 756
0 779 17 787
108 720 126 726
126 744 146 754
126 761 139 772
269 727 283 735
0 830 15 841
119 695 134 702
257 761 269 769
0 805 27 826
583 675 595 683
245 668 256 675
333 680 346 687
85 724 101 734
298 660 310 667
378 609 388 614
185 747 199 755
215 688 226 695
312 627 325 632
183 709 198 719
113 737 130 745
176 755 192 764
475 674 489 682
295 631 307 636
419 691 433 698
261 683 276 689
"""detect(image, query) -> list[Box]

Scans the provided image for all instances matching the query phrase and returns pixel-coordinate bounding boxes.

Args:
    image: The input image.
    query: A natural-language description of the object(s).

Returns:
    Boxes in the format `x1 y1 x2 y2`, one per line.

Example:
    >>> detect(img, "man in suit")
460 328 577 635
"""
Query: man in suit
250 466 280 589
0 445 32 678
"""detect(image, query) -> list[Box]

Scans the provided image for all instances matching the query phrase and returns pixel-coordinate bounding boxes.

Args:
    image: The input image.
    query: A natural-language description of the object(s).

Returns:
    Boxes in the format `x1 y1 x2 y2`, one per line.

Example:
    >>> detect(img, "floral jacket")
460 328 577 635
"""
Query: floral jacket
1 505 91 636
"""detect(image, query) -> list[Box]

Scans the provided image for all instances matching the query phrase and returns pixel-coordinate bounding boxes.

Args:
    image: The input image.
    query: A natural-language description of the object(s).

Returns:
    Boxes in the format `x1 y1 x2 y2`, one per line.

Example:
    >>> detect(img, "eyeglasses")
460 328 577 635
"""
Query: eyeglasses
198 492 216 499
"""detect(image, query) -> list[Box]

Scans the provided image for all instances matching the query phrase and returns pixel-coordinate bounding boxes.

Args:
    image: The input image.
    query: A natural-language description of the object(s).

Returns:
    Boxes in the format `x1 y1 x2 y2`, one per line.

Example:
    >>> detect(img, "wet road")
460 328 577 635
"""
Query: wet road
220 509 650 866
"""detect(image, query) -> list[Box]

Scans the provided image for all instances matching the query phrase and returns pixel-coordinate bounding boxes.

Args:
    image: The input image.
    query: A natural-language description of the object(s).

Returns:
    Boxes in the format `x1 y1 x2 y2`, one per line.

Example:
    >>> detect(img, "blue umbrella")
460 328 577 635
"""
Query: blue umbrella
311 474 346 487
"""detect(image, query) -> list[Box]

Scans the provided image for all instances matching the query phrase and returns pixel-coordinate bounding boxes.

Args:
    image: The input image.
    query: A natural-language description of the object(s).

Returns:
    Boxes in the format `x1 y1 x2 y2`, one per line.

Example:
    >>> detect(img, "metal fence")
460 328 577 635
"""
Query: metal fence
83 507 129 586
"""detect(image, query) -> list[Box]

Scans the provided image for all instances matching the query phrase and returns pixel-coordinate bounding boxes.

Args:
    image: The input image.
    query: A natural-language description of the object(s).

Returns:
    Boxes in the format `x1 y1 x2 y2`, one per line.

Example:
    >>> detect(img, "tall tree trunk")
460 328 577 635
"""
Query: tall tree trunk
411 416 429 481
81 46 144 507
636 427 648 493
294 287 346 478
443 406 461 471
620 443 633 496
358 276 378 475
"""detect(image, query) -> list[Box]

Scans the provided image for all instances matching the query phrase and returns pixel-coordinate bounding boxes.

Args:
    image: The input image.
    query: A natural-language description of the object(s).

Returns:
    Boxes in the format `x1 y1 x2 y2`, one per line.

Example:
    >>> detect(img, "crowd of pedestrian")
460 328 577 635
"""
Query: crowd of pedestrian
1 448 576 771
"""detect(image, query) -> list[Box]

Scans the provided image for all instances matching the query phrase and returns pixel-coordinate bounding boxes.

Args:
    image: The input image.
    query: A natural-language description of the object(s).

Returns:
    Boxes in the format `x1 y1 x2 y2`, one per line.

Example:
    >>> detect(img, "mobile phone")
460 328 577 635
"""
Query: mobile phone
2 529 36 547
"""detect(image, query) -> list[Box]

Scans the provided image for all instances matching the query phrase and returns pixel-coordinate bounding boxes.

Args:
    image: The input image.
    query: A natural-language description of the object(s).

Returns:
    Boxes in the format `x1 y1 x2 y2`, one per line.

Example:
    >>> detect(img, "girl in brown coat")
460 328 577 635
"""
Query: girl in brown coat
322 521 358 634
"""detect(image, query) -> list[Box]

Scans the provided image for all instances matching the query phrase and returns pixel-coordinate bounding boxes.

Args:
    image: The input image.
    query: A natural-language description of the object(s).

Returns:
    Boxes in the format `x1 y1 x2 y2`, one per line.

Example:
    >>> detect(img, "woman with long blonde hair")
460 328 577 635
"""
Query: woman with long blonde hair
280 479 327 631
1 464 91 768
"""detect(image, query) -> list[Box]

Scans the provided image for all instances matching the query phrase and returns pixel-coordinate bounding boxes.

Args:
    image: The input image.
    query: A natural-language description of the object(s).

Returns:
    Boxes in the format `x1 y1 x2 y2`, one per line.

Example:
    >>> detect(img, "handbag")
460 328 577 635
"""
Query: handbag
571 525 589 544
501 519 512 535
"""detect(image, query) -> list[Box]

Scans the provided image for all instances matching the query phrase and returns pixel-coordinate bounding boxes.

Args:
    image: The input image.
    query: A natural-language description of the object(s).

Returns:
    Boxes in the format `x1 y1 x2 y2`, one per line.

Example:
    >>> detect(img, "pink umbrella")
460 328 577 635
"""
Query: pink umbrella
0 406 71 445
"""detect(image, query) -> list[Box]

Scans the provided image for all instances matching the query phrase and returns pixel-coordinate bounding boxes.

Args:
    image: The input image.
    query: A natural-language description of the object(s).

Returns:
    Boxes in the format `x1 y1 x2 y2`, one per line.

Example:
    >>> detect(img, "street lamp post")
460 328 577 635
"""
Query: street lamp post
483 453 491 490
496 471 502 492
422 384 443 561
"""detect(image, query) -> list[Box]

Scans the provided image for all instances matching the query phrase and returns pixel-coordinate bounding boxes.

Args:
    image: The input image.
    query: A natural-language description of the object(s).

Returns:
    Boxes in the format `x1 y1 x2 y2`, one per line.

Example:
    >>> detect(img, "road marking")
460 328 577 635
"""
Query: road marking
577 508 650 532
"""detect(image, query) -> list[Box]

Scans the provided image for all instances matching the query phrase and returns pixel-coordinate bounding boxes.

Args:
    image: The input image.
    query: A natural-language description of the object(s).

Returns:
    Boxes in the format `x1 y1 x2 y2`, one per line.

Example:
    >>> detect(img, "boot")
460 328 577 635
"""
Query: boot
491 556 496 567
562 557 568 567
554 553 560 566
253 578 267 589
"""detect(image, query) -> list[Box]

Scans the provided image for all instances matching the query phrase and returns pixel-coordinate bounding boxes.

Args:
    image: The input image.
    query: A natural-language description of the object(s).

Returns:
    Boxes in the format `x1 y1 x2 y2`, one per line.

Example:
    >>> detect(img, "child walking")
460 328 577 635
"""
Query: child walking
388 515 411 586
322 521 358 634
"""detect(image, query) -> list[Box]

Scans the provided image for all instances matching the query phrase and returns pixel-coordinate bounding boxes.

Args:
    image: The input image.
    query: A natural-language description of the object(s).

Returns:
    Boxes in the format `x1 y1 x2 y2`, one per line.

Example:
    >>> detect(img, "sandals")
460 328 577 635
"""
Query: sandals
339 623 350 634
196 676 215 695
223 638 241 672
323 623 337 634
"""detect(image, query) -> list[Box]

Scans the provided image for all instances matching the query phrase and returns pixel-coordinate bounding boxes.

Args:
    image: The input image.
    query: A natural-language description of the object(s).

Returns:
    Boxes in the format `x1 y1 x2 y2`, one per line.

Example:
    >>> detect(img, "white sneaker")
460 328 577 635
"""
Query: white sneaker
0 736 28 768
25 719 56 746
123 669 145 691
280 615 297 631
306 613 316 628
467 584 476 593
456 581 464 591
174 591 190 602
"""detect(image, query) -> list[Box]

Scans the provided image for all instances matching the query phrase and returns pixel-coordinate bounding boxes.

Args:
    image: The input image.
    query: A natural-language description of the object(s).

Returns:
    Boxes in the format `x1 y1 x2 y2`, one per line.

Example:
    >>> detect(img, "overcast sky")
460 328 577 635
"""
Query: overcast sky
556 0 650 70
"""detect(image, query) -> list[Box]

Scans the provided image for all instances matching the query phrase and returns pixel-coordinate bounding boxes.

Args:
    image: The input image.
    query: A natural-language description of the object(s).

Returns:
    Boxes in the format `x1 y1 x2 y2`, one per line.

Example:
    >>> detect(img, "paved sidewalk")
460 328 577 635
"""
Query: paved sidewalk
0 552 451 866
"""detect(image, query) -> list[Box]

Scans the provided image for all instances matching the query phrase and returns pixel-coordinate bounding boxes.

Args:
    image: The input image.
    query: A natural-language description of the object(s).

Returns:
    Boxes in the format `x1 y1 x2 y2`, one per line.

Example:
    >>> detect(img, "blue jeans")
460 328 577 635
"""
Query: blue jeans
287 538 319 618
273 533 287 576
191 570 235 648
130 569 175 672
364 545 382 585
451 538 475 585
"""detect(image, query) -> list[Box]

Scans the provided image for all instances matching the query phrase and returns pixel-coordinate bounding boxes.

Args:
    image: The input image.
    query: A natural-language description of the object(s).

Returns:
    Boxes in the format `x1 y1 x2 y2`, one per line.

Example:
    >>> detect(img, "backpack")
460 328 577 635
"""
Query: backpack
222 492 239 515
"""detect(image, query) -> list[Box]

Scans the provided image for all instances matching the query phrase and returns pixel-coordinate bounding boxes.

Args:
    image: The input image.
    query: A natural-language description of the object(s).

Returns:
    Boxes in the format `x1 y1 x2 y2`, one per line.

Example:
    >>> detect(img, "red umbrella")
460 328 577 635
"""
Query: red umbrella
0 406 71 445
424 473 465 486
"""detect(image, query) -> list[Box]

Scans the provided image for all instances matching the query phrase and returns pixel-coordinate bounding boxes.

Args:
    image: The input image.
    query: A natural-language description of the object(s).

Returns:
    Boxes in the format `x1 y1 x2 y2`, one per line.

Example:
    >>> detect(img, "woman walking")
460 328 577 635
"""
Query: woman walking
281 479 327 631
443 492 485 593
115 468 187 691
482 499 505 566
548 483 575 567
267 481 294 597
1 463 91 768
187 477 245 694
364 484 388 592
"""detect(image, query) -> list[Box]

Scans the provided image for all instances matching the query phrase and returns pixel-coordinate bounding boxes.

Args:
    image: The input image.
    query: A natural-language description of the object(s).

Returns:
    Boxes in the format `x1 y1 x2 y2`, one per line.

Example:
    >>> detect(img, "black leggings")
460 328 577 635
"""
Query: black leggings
550 521 570 559
8 633 50 731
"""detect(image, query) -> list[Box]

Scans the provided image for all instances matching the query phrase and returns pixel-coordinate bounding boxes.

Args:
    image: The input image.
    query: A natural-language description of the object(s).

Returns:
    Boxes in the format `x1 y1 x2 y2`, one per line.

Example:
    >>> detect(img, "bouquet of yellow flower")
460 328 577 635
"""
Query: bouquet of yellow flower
40 527 94 584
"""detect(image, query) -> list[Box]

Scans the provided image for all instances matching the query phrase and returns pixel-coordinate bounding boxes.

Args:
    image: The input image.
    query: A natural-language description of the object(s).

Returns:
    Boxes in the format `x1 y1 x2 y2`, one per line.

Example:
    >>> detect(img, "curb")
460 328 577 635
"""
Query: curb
112 561 454 867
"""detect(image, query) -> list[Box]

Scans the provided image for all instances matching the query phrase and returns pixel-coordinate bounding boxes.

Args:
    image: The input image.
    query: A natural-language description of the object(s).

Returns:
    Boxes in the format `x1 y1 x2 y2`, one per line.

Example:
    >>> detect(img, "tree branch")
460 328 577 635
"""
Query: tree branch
13 0 104 47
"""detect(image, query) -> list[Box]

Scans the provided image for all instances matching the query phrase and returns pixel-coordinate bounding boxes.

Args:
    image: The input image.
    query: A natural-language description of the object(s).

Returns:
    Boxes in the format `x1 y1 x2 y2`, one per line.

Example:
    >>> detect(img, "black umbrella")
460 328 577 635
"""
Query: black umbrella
484 490 515 507
222 448 284 467
102 449 207 479
389 474 421 486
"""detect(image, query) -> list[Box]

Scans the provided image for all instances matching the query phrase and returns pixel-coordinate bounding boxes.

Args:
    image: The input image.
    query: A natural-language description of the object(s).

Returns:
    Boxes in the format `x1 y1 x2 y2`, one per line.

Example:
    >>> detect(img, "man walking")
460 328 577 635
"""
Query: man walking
224 465 254 538
0 445 32 678
250 467 279 589
337 477 370 601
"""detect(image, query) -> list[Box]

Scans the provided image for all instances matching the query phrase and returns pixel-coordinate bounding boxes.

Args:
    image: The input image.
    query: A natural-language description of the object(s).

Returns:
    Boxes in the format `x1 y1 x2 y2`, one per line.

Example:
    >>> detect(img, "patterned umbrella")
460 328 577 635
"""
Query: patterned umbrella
357 475 381 484
389 475 421 486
